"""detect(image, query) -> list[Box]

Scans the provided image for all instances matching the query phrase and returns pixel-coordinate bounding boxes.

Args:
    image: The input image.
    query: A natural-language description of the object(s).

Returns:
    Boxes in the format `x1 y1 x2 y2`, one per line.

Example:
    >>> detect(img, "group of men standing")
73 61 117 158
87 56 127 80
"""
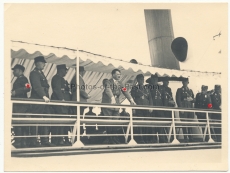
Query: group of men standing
11 56 222 148
11 56 90 148
101 71 221 144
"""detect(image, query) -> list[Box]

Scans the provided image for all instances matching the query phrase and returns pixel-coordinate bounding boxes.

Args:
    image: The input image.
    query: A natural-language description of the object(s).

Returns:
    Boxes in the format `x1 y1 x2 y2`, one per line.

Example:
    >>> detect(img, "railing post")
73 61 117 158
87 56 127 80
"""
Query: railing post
11 102 16 150
206 111 214 143
171 110 180 144
128 108 137 145
72 54 84 147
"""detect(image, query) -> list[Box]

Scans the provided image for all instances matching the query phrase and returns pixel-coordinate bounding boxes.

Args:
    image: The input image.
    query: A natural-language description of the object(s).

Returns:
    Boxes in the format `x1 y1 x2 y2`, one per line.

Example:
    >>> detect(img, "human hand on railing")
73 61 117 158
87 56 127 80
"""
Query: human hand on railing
11 90 16 96
43 96 50 103
169 100 175 106
132 109 136 114
111 97 116 104
130 99 136 105
187 97 193 101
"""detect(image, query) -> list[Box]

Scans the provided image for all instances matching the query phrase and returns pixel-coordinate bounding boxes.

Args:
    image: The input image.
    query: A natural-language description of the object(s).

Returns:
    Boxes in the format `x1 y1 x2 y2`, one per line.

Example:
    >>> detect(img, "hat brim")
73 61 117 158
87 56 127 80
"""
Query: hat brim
57 67 68 70
11 67 25 71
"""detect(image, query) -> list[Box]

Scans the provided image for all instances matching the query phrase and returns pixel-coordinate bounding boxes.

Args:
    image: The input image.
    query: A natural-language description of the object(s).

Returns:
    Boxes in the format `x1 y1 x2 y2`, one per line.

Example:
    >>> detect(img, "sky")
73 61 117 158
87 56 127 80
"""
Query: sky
5 3 227 72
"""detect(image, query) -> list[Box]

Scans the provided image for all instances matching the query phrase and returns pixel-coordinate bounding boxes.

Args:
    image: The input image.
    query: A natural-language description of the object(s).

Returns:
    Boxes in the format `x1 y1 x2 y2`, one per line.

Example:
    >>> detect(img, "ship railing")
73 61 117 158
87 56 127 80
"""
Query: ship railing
11 98 221 148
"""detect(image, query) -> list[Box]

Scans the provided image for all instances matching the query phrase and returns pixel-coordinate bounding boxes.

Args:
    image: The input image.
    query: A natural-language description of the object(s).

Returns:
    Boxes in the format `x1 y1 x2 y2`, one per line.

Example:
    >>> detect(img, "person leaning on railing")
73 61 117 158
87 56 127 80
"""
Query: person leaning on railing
11 64 30 148
195 85 213 142
131 74 153 144
176 78 195 142
29 56 55 147
210 85 221 142
50 64 72 146
101 69 136 144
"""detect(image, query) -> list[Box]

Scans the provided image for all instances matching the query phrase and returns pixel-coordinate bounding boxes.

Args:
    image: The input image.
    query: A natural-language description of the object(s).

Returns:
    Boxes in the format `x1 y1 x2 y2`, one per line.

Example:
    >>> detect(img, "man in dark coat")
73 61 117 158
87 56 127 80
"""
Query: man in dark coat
146 74 167 143
176 78 195 142
101 69 136 144
195 85 212 141
161 78 175 142
211 85 221 142
29 56 55 147
131 74 153 143
50 64 72 146
11 64 30 148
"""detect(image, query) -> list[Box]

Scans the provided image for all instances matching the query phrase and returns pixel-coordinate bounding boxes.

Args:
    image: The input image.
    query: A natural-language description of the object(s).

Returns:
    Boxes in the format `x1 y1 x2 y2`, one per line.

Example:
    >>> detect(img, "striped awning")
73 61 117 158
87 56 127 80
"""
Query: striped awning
11 40 221 103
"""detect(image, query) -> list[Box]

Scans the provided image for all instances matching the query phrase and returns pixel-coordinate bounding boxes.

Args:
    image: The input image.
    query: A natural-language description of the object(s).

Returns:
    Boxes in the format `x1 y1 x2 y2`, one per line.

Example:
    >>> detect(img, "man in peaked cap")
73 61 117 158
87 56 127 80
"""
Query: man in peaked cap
29 56 55 147
50 64 72 146
131 74 153 144
11 64 30 148
195 85 213 142
146 74 167 143
211 85 221 142
176 78 195 142
161 77 175 142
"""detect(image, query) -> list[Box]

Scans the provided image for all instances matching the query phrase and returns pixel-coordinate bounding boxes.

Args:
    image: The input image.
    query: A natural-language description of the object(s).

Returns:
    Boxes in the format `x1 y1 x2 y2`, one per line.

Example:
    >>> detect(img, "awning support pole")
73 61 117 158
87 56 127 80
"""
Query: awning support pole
171 110 180 144
168 124 173 143
206 112 215 143
73 50 84 147
203 125 208 142
128 109 137 145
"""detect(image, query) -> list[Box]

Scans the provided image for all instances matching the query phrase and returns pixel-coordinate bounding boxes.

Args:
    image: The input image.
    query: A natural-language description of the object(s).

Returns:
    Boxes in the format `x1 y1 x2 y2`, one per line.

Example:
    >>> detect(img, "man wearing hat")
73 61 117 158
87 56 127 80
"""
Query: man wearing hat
29 56 54 147
211 85 221 142
11 64 30 148
176 78 195 142
146 74 166 143
195 85 212 141
161 77 175 142
50 64 72 146
131 74 153 143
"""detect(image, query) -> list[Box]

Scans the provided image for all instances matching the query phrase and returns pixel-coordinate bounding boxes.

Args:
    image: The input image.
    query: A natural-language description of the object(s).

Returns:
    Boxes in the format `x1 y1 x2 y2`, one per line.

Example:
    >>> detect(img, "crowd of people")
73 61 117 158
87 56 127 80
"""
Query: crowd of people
11 56 221 148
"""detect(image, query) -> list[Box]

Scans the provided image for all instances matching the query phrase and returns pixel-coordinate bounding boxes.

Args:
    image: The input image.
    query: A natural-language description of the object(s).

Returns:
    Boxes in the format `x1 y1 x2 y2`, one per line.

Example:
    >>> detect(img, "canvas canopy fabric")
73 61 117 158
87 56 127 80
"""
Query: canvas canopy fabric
11 40 221 103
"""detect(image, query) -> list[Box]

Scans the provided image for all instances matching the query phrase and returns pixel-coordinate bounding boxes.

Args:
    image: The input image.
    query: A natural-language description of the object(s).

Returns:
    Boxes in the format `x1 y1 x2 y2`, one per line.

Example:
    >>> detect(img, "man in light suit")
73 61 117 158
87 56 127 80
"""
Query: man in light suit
101 69 136 144
71 66 91 115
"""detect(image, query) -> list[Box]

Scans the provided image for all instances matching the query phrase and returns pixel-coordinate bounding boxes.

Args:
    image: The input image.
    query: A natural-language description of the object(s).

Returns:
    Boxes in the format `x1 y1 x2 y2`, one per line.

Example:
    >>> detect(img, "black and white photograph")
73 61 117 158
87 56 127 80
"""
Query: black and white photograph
4 2 228 171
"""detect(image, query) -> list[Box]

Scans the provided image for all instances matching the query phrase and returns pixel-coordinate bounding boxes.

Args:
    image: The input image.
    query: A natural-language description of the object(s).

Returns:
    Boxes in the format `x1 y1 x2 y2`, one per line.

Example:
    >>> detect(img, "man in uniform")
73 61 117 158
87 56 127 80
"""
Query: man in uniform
176 78 195 142
211 85 221 142
147 74 167 143
29 56 54 147
161 78 175 142
11 64 30 148
131 74 153 143
101 69 136 144
50 64 72 146
195 85 212 141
